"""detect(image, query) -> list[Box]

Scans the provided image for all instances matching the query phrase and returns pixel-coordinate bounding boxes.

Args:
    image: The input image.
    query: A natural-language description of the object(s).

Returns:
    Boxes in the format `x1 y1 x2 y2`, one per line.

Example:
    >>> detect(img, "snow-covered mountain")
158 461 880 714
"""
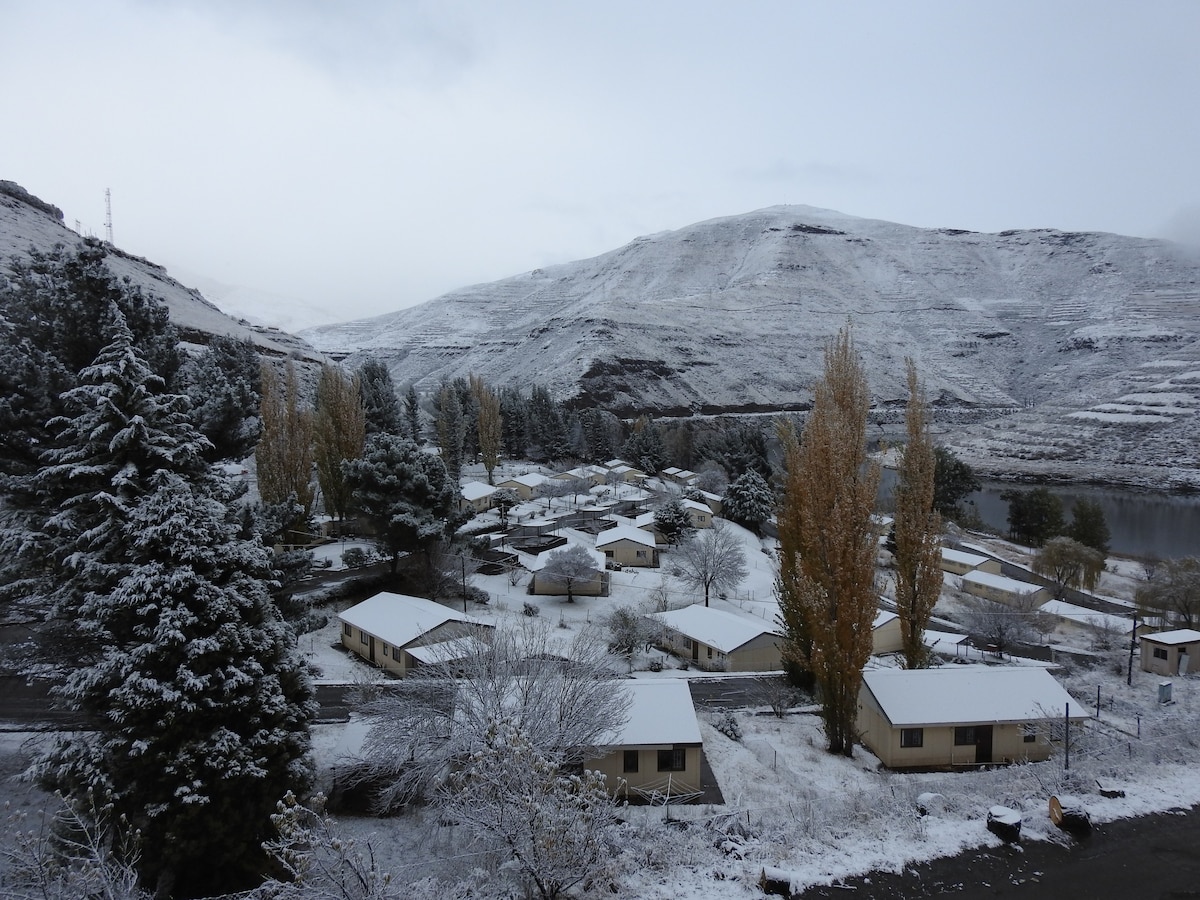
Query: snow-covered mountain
302 205 1200 490
0 181 325 364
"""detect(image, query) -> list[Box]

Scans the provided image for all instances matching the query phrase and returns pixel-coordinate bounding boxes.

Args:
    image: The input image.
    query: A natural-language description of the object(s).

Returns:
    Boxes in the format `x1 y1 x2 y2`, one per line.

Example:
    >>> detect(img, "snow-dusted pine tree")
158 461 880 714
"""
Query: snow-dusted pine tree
41 471 315 898
722 469 774 534
20 308 211 657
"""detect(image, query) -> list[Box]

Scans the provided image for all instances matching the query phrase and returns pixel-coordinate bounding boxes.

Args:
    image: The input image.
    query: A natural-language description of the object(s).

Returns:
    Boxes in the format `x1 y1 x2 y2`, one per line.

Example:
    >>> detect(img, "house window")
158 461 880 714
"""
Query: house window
684 639 693 650
623 750 639 773
900 728 924 748
954 726 975 746
1022 724 1038 743
1153 647 1169 660
342 623 352 637
636 550 648 560
359 630 368 645
604 550 614 559
707 646 713 659
392 647 402 662
657 748 687 772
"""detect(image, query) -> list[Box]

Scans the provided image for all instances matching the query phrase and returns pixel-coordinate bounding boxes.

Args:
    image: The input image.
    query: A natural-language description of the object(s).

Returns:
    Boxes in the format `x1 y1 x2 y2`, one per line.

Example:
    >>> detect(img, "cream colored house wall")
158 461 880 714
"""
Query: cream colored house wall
600 539 658 567
872 617 904 654
941 557 1003 576
857 694 1055 769
657 630 781 672
962 578 1049 608
339 620 490 677
587 745 702 797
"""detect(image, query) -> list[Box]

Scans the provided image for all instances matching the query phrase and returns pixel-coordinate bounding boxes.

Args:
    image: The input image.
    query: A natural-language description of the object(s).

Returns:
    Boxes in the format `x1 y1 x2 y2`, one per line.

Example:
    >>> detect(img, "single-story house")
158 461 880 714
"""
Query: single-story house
940 548 1002 576
961 571 1050 608
460 480 497 512
872 610 903 655
857 667 1088 769
680 498 713 529
552 465 608 487
648 604 782 672
496 472 549 500
690 489 724 516
527 545 607 597
661 467 697 486
586 679 704 800
596 525 660 567
338 592 493 677
1140 628 1200 676
606 463 648 485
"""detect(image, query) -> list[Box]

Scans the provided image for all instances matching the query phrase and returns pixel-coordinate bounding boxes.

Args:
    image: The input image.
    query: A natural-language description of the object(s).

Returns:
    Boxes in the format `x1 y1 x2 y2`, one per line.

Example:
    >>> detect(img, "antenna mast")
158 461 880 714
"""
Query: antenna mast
104 188 114 244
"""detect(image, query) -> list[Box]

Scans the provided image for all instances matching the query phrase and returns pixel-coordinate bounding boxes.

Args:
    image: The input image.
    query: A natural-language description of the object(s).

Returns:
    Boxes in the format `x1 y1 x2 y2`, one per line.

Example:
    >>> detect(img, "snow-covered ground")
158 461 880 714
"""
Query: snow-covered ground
5 504 1197 897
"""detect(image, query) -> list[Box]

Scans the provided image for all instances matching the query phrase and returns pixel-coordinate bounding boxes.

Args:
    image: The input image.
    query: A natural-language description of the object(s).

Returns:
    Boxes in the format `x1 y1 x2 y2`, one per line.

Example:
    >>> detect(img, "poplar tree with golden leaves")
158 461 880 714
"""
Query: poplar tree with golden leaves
471 373 503 484
776 327 878 756
892 359 943 669
256 360 315 516
314 364 366 523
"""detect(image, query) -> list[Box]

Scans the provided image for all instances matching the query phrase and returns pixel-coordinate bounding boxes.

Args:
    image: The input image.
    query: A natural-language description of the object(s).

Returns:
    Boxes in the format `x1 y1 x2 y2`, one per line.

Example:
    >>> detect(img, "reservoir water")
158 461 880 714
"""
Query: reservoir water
877 469 1200 559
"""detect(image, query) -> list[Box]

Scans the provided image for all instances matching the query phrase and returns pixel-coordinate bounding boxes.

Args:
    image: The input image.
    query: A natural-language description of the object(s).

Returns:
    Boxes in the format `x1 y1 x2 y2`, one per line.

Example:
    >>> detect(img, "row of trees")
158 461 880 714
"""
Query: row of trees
1001 486 1111 555
777 330 948 756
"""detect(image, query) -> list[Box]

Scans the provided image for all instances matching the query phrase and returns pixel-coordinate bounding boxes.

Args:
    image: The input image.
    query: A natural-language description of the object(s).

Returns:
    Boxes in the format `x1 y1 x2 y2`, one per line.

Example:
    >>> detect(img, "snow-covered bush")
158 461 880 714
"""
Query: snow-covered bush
714 709 743 742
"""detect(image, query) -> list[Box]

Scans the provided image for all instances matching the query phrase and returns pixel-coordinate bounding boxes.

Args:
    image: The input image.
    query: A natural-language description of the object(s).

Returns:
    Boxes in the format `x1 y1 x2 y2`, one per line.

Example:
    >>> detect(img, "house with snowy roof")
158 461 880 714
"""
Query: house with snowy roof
940 547 1002 576
586 679 704 801
871 610 903 655
527 545 608 598
596 525 659 567
679 497 713 529
495 472 549 500
338 592 493 677
648 605 782 672
460 480 497 512
961 570 1050 608
857 667 1088 769
1140 628 1200 676
551 465 608 487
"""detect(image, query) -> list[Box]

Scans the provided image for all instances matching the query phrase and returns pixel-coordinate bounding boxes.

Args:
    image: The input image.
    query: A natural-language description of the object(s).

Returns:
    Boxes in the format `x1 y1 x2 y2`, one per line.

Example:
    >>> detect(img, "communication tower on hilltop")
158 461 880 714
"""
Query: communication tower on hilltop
104 188 113 244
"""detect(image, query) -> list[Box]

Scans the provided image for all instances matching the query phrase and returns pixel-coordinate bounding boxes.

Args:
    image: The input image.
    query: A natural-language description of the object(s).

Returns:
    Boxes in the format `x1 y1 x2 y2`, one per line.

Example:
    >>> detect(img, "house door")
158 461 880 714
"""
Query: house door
368 636 376 664
975 725 993 764
692 641 699 662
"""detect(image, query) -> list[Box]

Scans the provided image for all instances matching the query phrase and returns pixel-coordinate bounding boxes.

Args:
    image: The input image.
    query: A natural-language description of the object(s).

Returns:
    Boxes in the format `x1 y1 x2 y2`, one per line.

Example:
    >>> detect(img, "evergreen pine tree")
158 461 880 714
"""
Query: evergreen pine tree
722 469 773 534
42 472 315 898
357 358 402 436
181 334 262 461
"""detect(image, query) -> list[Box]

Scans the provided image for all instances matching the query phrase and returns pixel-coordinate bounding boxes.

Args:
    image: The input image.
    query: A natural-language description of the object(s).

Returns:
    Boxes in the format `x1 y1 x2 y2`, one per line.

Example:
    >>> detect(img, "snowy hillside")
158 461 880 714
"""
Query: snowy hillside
0 181 325 364
302 205 1200 490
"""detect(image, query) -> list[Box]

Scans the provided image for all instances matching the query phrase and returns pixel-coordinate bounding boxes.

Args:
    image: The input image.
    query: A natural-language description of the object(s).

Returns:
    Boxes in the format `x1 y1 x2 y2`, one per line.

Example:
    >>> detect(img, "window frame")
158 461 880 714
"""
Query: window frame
623 750 639 773
953 726 976 746
1153 646 1169 660
657 747 687 772
900 728 924 749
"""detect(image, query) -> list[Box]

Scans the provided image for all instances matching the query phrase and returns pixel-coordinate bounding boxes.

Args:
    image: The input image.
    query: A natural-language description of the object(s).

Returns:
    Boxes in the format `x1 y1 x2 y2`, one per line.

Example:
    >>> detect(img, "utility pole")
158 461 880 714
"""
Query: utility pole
1127 614 1138 686
104 188 114 245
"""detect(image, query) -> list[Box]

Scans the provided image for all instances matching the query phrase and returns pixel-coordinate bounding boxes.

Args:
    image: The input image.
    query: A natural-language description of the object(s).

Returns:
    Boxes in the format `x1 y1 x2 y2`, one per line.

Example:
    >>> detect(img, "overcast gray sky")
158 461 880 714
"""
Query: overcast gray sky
4 0 1199 325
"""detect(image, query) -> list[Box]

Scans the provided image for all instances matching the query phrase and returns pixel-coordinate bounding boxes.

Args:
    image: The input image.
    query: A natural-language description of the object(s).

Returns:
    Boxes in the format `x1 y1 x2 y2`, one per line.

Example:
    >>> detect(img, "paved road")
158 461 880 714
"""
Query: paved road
0 677 358 727
797 804 1200 899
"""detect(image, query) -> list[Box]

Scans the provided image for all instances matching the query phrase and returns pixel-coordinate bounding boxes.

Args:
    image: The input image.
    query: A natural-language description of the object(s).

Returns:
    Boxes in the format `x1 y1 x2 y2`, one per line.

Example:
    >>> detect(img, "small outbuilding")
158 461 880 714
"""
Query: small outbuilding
495 472 549 500
527 545 608 598
648 604 782 671
586 679 704 801
858 666 1087 769
338 592 493 677
1140 628 1200 676
460 480 497 512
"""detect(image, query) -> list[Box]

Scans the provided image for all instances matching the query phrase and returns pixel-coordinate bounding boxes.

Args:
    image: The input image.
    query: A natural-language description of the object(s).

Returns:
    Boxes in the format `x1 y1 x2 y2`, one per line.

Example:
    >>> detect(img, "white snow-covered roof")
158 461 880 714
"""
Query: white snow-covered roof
604 459 629 469
922 628 970 649
680 498 711 513
632 512 657 529
500 472 549 489
596 525 658 549
604 680 702 747
872 610 898 629
648 605 781 654
1041 599 1132 633
1141 628 1200 645
941 548 990 568
962 570 1046 595
405 635 490 665
662 467 682 477
461 481 496 501
861 667 1088 728
529 544 606 572
338 592 488 648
